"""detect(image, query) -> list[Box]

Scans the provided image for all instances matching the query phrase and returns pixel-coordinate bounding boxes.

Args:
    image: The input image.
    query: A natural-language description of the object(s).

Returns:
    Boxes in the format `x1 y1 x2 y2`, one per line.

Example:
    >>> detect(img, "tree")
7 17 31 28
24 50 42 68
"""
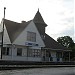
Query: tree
57 36 75 61
57 36 74 48
71 43 75 51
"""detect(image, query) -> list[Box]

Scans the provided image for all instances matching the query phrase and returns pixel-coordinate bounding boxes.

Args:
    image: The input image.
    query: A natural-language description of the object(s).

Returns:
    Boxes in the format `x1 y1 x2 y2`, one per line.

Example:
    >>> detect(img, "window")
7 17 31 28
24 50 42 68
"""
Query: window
2 47 9 55
32 49 40 57
27 31 36 42
2 47 6 55
56 52 62 58
17 48 22 56
7 48 9 55
27 49 40 57
28 49 33 57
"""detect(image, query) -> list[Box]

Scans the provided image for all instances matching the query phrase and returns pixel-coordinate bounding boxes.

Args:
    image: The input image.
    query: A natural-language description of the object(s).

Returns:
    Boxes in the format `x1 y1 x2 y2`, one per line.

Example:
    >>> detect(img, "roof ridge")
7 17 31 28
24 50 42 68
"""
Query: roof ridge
4 19 20 24
4 19 32 43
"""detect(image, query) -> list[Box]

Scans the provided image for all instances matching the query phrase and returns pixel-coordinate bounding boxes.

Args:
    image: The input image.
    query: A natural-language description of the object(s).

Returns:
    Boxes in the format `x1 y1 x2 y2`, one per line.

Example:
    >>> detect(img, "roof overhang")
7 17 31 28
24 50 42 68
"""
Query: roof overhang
42 48 72 52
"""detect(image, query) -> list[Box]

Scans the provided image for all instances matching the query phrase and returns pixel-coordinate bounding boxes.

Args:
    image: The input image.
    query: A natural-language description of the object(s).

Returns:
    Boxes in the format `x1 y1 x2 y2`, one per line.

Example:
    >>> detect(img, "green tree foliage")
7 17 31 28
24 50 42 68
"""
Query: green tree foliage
57 36 74 48
71 43 75 51
57 36 75 61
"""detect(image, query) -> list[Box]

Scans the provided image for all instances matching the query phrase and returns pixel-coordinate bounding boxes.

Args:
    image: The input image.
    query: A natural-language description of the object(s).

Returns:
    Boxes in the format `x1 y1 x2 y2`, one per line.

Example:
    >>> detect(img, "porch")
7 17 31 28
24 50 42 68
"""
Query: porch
41 48 71 62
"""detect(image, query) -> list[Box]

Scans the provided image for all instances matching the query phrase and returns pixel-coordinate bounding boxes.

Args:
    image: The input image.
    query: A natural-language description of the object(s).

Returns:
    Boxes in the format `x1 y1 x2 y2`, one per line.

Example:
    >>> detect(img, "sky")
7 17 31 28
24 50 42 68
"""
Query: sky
0 0 74 42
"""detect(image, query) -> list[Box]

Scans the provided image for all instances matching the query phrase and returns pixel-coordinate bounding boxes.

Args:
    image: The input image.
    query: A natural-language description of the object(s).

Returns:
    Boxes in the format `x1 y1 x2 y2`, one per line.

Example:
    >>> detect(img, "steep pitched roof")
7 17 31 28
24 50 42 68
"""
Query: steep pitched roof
33 9 47 27
3 10 47 43
4 19 31 43
44 33 68 50
3 11 69 51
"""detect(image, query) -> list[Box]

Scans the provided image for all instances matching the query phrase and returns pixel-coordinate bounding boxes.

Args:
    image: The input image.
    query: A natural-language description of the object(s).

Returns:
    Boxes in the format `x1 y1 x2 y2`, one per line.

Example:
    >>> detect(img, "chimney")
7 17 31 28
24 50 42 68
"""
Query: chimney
21 21 26 24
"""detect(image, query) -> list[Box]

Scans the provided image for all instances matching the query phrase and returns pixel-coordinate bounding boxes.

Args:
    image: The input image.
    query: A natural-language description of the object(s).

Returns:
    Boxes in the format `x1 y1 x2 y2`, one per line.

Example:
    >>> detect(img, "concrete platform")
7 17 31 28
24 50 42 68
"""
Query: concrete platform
0 65 75 70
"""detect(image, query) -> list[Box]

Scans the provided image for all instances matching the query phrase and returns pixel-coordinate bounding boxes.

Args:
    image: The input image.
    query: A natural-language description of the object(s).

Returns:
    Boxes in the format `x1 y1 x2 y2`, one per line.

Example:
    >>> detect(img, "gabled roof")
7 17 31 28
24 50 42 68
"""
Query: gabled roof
2 10 69 51
4 19 31 43
33 9 47 27
44 33 68 50
3 10 48 43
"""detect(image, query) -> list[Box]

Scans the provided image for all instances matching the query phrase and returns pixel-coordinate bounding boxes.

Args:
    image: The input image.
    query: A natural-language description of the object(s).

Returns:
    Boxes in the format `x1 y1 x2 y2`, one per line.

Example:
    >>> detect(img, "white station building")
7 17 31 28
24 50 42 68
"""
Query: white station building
0 10 71 62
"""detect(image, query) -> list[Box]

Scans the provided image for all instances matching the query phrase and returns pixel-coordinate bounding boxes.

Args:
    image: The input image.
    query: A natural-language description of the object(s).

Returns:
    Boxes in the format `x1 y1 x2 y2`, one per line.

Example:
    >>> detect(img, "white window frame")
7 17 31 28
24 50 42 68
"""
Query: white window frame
27 31 36 42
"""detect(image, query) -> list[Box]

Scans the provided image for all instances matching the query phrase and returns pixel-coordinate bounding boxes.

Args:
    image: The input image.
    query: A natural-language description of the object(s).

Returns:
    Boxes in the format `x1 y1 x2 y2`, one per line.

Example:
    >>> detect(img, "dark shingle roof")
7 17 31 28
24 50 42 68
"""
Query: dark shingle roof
44 33 68 50
33 9 47 27
3 10 69 51
4 19 31 43
4 10 47 43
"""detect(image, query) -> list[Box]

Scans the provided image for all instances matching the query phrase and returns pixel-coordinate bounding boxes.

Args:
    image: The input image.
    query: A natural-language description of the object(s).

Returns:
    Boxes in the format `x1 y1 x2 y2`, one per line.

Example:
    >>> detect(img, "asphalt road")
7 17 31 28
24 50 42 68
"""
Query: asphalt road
0 67 75 75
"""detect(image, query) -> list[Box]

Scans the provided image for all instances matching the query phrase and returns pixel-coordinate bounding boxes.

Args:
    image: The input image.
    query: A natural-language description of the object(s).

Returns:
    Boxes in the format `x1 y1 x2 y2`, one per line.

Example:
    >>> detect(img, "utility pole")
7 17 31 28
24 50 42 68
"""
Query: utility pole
1 7 6 59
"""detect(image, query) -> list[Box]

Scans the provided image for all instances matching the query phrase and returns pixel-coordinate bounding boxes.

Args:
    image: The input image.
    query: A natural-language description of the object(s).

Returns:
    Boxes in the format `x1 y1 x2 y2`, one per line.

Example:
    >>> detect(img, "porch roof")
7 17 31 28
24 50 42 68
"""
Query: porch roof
43 33 71 51
42 48 71 52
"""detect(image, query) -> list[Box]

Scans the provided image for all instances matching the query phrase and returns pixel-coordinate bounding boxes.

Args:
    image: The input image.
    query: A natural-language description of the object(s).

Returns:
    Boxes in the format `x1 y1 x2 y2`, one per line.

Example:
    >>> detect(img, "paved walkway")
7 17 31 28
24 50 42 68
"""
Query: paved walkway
0 67 75 75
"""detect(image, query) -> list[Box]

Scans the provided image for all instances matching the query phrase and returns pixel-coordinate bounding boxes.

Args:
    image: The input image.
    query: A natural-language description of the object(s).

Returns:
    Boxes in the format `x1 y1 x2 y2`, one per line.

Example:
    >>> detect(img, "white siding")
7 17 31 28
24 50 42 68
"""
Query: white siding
3 24 11 44
0 23 11 44
2 46 41 61
2 56 12 60
22 48 27 57
2 56 41 61
60 58 62 62
13 21 45 48
27 57 41 61
53 57 57 62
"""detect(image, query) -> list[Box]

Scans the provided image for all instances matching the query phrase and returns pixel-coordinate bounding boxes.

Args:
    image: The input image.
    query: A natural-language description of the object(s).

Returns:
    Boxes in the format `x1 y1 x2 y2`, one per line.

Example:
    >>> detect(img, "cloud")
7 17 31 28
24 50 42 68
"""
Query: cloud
61 26 74 36
63 0 74 9
62 17 74 23
46 0 74 42
0 0 74 42
51 26 74 42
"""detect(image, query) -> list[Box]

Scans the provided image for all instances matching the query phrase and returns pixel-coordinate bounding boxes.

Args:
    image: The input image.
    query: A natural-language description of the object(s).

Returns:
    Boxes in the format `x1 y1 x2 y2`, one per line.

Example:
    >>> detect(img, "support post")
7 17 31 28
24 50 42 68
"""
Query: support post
45 50 46 61
40 49 42 58
69 52 70 62
1 7 6 59
62 52 63 61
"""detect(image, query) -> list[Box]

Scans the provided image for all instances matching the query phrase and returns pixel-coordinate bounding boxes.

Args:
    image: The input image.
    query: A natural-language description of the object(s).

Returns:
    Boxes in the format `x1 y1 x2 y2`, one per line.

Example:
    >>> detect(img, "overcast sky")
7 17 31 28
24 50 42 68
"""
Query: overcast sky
0 0 74 42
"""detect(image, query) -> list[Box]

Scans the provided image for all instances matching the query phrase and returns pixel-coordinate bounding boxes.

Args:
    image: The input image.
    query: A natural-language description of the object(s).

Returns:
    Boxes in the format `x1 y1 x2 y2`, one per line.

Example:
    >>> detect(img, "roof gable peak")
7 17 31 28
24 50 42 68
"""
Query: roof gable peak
33 9 45 24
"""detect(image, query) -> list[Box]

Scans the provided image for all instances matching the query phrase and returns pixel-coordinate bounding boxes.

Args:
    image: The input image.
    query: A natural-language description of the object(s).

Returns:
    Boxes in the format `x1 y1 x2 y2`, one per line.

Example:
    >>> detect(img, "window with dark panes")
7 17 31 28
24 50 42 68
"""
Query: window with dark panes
32 49 40 57
7 47 9 55
56 52 62 58
27 31 36 42
17 48 22 56
2 47 9 55
2 47 6 55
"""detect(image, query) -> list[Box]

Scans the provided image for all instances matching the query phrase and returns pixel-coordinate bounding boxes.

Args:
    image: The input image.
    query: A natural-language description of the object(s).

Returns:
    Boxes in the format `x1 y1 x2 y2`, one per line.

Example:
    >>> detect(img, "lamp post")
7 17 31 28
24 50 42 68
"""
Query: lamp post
1 7 6 59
